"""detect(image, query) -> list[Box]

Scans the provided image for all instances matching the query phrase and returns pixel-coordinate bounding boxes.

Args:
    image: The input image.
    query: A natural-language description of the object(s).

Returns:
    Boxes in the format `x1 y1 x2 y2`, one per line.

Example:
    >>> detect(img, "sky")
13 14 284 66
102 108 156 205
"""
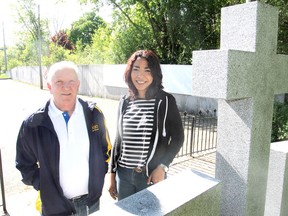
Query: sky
0 0 112 46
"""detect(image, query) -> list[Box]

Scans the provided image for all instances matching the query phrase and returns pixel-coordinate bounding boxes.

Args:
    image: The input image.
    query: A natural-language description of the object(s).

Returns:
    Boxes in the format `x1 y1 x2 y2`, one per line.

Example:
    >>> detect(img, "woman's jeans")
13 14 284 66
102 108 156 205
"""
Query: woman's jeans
116 166 150 200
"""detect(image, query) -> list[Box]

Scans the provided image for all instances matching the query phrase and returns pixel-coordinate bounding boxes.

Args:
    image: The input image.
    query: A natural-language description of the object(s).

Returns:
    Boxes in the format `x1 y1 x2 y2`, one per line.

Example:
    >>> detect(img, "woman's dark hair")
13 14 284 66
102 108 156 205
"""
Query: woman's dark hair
124 50 163 99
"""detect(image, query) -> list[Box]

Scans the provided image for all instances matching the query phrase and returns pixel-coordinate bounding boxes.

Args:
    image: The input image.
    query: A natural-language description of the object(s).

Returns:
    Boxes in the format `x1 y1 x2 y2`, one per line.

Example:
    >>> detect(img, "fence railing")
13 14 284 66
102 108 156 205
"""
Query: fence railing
176 112 217 158
0 149 8 215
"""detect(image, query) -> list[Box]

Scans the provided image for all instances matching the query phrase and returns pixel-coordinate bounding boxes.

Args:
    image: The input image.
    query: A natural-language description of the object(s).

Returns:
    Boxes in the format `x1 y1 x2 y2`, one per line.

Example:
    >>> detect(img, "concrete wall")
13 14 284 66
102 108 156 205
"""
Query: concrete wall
10 64 218 114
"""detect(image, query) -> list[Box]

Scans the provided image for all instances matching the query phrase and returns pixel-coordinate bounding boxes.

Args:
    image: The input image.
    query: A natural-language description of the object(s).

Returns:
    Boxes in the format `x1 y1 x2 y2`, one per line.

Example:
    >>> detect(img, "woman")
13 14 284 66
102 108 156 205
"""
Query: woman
108 50 184 200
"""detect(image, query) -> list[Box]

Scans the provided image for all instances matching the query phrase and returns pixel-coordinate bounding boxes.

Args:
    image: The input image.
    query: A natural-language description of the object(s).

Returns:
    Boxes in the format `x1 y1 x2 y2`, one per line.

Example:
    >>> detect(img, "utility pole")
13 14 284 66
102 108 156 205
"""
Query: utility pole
38 4 43 89
2 22 7 73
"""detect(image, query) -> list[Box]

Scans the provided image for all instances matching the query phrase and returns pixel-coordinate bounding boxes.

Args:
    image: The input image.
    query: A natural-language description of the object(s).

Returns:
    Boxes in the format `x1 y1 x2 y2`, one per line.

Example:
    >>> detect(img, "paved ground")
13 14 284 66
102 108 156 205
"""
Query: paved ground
0 79 216 215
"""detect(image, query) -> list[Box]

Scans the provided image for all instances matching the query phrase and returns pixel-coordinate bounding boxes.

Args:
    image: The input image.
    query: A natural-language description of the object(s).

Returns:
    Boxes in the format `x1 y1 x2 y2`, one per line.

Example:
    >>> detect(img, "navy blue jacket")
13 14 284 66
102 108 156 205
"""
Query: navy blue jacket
110 90 184 176
16 98 111 216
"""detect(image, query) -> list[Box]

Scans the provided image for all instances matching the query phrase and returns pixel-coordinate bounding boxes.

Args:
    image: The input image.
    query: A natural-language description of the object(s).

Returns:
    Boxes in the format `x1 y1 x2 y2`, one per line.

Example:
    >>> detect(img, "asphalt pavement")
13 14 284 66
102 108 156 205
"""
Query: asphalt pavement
0 79 118 215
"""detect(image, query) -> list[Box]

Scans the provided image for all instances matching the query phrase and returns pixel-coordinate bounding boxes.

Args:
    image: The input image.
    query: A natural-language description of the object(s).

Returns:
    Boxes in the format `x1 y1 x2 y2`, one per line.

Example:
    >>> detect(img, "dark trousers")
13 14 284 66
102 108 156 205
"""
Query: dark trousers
69 195 99 216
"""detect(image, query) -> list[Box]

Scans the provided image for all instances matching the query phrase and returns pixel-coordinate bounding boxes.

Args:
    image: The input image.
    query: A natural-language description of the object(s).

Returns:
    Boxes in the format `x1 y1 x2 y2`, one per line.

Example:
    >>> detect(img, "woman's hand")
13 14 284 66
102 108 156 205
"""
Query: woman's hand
147 165 166 185
108 173 118 200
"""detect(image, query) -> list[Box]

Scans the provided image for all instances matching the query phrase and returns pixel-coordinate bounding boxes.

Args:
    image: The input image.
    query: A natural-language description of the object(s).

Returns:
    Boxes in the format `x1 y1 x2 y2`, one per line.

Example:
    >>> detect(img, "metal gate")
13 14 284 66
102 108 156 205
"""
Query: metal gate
176 112 217 158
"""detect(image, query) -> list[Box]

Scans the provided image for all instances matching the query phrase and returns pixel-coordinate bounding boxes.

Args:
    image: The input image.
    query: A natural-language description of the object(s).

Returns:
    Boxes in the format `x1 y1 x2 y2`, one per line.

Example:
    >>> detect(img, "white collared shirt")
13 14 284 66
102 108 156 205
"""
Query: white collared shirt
48 99 89 199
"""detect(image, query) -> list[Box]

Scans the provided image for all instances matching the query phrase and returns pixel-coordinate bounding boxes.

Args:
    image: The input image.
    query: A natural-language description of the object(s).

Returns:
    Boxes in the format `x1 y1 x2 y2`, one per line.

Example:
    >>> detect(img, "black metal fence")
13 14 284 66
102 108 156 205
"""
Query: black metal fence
0 149 8 215
176 112 217 158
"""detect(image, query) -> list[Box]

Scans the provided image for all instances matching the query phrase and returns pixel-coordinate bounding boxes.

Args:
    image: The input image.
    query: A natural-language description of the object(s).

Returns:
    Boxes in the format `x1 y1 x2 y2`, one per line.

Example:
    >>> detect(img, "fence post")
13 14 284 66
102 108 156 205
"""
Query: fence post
189 116 195 156
0 149 8 214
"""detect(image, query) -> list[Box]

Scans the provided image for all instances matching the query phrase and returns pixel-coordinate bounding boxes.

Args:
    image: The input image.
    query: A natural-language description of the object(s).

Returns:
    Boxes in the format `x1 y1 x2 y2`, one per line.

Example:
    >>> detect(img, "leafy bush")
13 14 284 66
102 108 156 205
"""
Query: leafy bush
271 102 288 142
42 44 73 66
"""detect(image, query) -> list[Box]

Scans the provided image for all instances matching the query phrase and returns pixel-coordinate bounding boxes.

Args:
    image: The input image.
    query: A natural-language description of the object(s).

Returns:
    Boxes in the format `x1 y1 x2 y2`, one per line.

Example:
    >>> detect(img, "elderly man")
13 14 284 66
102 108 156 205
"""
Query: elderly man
16 61 111 216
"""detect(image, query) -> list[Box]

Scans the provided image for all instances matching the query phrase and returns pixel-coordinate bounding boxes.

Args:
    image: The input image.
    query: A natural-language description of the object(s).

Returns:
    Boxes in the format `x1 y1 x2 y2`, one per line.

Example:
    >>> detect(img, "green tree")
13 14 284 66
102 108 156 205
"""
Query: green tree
0 50 4 72
14 0 50 66
271 102 288 142
264 0 288 54
107 5 153 63
5 47 24 69
69 12 106 48
81 0 287 64
6 0 288 67
15 0 49 42
82 25 114 64
80 0 238 64
42 43 74 66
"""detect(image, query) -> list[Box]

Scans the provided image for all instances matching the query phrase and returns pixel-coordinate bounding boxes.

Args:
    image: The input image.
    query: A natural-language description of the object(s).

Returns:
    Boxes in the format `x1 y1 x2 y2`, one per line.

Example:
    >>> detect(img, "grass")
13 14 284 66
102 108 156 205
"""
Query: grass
0 73 10 79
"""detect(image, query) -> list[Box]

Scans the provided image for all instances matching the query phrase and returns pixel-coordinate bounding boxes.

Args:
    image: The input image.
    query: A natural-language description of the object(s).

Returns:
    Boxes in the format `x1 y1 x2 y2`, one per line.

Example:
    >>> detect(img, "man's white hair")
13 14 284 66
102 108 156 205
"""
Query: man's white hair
47 61 79 83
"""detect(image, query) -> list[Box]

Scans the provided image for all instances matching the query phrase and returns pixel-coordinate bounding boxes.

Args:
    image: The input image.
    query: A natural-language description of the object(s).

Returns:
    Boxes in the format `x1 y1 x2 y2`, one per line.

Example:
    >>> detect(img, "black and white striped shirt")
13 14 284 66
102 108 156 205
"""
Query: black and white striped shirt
119 99 156 169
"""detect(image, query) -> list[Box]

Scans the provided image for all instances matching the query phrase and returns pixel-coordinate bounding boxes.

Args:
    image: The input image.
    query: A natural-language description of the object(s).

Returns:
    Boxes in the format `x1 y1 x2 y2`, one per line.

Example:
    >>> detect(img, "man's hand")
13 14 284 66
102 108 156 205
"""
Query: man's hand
108 173 118 200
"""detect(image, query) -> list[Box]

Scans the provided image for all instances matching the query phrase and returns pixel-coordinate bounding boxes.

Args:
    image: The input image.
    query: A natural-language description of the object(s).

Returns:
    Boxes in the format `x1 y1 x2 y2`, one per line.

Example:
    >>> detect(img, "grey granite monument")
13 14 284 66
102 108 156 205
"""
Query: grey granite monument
265 141 288 216
192 1 288 215
93 170 221 215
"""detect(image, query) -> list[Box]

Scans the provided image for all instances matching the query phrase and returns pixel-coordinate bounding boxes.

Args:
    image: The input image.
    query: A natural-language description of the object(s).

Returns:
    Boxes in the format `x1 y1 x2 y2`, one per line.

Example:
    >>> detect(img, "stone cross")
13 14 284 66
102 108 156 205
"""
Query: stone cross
192 2 288 216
